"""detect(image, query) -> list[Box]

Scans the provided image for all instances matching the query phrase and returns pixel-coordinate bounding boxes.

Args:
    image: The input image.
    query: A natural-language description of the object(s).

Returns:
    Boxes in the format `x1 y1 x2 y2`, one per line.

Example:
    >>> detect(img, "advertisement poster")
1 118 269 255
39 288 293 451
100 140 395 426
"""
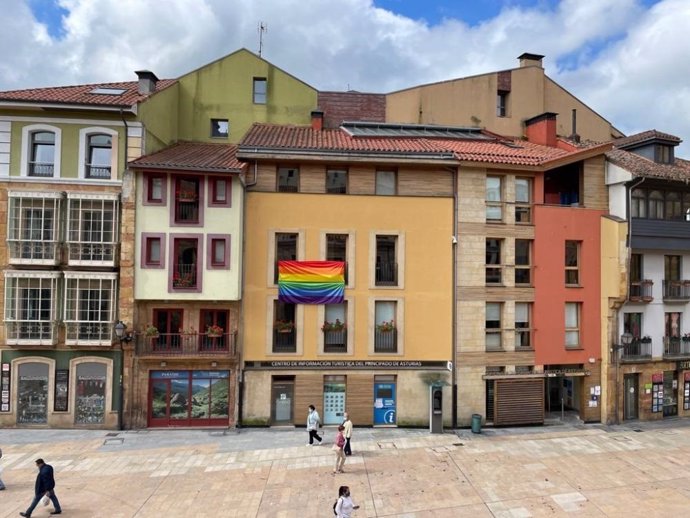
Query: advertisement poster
54 369 69 412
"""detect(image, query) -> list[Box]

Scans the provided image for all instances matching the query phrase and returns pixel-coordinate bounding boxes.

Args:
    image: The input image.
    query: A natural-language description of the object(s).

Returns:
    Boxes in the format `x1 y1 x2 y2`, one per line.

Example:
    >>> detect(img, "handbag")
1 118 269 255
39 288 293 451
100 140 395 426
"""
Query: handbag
41 493 50 506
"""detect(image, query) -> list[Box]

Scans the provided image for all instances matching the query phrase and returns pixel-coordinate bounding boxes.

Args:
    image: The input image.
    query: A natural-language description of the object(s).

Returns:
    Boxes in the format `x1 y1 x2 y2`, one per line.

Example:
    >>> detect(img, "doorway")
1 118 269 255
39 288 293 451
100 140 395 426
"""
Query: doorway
271 377 294 425
373 376 396 425
623 373 639 420
663 370 678 417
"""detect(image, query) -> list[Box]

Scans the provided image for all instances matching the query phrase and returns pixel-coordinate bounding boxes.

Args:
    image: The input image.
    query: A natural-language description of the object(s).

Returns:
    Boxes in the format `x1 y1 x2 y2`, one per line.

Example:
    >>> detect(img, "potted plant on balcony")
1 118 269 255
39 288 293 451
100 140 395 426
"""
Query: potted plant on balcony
321 319 346 332
172 272 195 288
640 335 652 343
144 324 159 338
176 189 197 202
207 324 224 337
376 320 396 333
683 333 690 343
274 320 295 333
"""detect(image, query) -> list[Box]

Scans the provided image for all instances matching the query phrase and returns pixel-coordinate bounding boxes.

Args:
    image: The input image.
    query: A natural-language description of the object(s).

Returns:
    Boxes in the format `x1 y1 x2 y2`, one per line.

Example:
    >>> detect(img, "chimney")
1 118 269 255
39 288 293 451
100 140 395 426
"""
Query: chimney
525 112 558 147
570 109 580 143
311 110 324 131
517 52 545 68
135 70 159 95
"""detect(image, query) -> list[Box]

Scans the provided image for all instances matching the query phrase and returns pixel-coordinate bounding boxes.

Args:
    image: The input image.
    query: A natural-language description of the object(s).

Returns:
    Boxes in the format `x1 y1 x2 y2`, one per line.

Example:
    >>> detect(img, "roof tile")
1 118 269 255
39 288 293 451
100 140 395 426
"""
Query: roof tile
607 148 690 182
129 142 244 173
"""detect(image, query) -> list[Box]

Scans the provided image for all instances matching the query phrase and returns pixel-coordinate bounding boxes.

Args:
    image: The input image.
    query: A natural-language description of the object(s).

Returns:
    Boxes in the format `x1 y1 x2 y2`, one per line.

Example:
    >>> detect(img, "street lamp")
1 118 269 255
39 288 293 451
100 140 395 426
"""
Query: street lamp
114 321 132 431
613 332 634 424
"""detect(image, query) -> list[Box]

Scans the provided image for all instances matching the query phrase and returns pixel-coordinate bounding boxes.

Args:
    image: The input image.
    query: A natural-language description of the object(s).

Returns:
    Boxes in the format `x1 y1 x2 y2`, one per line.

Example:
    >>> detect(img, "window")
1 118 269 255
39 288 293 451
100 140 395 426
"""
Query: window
515 239 532 285
657 144 673 164
623 312 642 338
209 177 231 206
486 176 502 221
375 235 398 286
210 119 229 138
664 255 683 298
485 302 502 350
207 235 230 269
63 274 116 345
145 174 166 205
273 300 296 353
324 303 347 353
275 232 298 283
565 302 580 348
75 362 108 424
565 241 580 285
665 192 682 220
326 168 347 194
326 233 348 282
631 188 646 218
174 177 201 224
515 177 532 223
665 312 681 339
648 190 664 219
86 134 112 179
515 302 531 349
200 309 230 351
171 237 200 291
151 309 183 350
253 78 267 104
375 170 396 195
141 233 165 268
4 273 59 344
375 301 397 353
7 194 61 264
277 167 299 192
66 196 118 265
630 254 642 283
496 91 509 117
29 131 55 177
485 238 502 284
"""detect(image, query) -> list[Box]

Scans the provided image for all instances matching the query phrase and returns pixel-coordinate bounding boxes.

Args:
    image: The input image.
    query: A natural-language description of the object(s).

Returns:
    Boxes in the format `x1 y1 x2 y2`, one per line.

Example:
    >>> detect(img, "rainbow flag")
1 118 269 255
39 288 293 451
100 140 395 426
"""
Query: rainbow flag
278 260 345 304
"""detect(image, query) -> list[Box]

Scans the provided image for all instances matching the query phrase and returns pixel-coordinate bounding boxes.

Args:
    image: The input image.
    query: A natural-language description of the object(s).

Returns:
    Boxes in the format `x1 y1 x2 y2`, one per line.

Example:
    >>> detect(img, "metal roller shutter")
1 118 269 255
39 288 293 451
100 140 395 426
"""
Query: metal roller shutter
494 379 544 426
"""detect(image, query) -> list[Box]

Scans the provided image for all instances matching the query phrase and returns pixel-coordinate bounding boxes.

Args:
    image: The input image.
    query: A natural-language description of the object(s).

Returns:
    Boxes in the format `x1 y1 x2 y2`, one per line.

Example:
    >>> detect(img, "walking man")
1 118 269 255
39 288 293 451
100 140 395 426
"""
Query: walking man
20 458 62 516
342 412 353 456
306 404 323 446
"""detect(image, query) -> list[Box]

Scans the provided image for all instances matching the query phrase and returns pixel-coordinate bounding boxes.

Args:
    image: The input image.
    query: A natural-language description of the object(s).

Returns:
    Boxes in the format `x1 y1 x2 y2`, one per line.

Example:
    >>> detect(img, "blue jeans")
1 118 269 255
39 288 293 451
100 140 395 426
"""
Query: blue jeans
25 489 61 515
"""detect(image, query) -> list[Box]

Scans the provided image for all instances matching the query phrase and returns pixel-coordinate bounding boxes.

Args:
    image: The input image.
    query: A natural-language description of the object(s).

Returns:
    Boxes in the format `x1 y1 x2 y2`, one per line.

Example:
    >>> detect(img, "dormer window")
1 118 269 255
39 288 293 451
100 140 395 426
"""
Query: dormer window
86 134 112 179
657 144 673 164
29 131 55 177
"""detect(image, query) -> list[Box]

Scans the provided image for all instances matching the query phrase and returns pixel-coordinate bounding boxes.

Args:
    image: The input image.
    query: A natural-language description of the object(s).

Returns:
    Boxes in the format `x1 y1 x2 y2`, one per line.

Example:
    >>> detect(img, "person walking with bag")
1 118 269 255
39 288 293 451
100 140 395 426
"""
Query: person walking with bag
334 485 360 517
332 425 346 474
306 404 323 446
20 458 62 516
342 412 353 456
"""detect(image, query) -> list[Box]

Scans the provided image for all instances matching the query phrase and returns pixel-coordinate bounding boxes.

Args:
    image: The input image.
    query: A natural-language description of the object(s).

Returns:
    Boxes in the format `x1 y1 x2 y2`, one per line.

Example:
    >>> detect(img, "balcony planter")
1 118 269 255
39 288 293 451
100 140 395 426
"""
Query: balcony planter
321 319 346 332
176 190 198 202
274 320 295 333
207 325 224 338
376 320 396 333
640 336 652 344
683 335 690 343
144 325 159 339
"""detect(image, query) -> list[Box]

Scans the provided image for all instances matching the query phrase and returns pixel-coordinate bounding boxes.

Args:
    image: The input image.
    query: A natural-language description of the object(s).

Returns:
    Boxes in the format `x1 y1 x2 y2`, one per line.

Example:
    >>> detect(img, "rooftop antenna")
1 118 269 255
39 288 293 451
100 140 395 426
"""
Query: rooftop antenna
258 22 267 57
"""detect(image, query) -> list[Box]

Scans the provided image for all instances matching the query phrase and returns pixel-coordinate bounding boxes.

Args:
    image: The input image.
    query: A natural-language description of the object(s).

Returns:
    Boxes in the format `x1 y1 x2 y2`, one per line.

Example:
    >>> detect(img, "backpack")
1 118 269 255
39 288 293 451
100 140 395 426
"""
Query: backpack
333 496 341 515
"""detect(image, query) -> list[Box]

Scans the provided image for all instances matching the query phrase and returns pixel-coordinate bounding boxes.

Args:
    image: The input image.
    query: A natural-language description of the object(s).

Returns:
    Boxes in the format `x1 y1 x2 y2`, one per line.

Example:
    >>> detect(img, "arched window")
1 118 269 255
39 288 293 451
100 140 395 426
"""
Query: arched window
86 134 112 179
29 131 55 177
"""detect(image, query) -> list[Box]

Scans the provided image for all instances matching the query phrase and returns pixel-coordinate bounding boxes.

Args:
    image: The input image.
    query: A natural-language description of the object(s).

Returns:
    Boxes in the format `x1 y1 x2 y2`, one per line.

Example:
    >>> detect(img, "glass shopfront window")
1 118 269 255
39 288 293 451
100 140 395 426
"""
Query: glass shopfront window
75 363 107 424
17 362 49 424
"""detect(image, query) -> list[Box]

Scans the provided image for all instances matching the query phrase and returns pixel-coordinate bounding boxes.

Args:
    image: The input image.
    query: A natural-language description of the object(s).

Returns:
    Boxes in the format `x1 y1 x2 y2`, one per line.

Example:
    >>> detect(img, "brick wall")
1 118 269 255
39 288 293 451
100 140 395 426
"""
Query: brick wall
317 92 386 129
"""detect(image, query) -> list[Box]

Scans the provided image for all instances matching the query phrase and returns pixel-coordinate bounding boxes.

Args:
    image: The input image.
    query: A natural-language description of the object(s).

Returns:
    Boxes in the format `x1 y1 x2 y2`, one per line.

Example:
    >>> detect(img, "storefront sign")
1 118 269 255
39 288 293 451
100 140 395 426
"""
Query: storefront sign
54 369 69 412
678 361 690 370
652 373 663 383
544 368 590 377
244 361 449 370
1 363 10 412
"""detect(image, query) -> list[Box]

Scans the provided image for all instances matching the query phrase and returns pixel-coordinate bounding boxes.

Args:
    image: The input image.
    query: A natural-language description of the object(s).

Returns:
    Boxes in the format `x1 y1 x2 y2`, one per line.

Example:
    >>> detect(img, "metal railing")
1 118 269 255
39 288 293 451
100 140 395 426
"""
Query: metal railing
375 261 398 286
374 330 397 353
629 280 654 302
172 263 197 288
137 332 237 356
324 329 347 353
620 339 652 360
7 240 59 263
66 242 118 265
5 321 57 345
28 162 54 177
273 329 296 353
65 322 113 345
664 337 690 358
85 165 111 179
663 280 690 300
174 199 199 223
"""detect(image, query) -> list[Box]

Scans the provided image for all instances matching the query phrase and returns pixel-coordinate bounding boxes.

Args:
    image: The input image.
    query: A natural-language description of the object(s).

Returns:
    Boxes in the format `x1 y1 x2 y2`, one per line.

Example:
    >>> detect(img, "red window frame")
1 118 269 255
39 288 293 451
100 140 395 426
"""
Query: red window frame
209 176 231 207
140 233 166 269
206 234 230 270
144 173 167 205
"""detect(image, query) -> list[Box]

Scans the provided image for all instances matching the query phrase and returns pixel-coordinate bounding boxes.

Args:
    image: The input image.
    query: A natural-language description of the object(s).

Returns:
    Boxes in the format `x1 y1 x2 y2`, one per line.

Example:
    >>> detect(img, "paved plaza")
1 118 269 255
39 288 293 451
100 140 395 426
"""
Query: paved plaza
2 421 690 517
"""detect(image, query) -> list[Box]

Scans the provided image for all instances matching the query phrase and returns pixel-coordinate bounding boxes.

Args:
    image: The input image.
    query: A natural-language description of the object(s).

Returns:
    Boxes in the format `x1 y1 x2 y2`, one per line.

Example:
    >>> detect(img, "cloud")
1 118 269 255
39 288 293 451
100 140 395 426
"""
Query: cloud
2 0 689 153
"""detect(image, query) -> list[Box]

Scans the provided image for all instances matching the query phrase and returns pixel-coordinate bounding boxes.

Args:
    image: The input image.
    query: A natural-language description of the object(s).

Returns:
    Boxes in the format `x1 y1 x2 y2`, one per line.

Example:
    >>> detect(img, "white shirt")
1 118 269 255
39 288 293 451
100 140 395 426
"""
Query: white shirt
335 495 355 518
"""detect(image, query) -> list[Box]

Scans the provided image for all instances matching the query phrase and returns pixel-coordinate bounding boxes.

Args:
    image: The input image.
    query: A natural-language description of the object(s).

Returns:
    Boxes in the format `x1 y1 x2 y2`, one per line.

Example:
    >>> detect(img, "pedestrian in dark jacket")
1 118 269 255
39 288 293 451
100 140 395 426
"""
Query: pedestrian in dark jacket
20 458 62 516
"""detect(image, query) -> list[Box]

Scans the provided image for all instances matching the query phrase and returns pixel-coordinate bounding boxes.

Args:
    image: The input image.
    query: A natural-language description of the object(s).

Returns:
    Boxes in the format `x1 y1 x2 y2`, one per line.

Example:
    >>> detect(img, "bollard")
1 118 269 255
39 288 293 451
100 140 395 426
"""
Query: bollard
471 414 482 433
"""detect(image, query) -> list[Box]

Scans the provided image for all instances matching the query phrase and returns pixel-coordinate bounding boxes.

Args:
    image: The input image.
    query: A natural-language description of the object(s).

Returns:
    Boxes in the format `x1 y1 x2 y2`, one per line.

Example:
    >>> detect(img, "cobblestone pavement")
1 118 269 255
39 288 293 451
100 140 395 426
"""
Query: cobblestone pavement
1 421 690 517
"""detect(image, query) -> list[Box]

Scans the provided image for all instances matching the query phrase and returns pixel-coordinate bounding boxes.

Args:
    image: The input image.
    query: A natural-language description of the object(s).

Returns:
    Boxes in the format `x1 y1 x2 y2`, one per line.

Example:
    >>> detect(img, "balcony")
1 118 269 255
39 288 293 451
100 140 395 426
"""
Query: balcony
375 261 398 286
5 321 57 346
66 242 118 266
7 240 60 265
324 329 347 353
28 162 54 177
273 329 296 353
664 337 690 358
137 332 237 357
85 164 111 179
620 338 652 361
629 280 653 302
172 263 197 289
65 322 113 346
374 330 397 353
663 280 690 301
174 199 199 223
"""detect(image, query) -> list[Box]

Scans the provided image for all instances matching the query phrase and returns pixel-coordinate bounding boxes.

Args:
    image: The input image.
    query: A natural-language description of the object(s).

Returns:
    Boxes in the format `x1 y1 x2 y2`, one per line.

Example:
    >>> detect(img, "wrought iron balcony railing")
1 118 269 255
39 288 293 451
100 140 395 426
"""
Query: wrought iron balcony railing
172 263 197 289
137 332 237 356
5 321 57 346
629 280 653 302
375 261 398 286
664 336 690 358
273 329 296 353
620 338 652 361
323 329 347 353
374 329 397 353
65 322 113 346
662 280 690 301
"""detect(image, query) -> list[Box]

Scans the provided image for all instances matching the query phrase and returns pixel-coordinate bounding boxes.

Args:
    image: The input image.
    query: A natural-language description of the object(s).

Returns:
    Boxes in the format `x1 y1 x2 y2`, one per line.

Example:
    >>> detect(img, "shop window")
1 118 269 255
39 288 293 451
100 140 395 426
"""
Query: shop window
323 375 346 425
277 166 299 192
253 78 267 104
64 273 117 345
207 235 230 269
375 235 398 286
565 302 581 348
274 232 298 283
485 302 502 350
142 233 165 268
75 362 107 424
515 177 532 223
565 241 580 285
144 173 166 205
66 195 118 265
326 168 348 194
486 176 502 221
375 170 396 195
515 239 532 285
17 362 49 424
485 238 502 284
374 301 397 353
209 177 231 206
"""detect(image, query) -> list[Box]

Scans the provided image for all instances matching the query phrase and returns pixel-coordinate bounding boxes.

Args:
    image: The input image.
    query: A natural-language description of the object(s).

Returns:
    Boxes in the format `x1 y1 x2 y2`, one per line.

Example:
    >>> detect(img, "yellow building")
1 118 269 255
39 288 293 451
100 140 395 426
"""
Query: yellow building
238 119 454 427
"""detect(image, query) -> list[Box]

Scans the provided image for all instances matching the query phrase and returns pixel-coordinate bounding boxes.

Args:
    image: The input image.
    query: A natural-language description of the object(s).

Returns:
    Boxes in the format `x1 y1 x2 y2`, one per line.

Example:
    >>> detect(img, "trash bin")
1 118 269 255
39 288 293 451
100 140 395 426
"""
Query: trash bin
471 414 482 434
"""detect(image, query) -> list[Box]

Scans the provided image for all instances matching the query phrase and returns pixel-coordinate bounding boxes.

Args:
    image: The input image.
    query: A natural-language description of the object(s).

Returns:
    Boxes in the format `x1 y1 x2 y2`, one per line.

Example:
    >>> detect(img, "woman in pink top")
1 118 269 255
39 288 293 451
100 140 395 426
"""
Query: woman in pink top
333 425 346 474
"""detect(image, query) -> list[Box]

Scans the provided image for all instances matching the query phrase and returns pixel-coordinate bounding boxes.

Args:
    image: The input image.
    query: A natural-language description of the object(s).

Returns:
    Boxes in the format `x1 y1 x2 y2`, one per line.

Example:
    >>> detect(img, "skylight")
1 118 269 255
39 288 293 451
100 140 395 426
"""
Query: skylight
341 121 493 140
89 87 126 95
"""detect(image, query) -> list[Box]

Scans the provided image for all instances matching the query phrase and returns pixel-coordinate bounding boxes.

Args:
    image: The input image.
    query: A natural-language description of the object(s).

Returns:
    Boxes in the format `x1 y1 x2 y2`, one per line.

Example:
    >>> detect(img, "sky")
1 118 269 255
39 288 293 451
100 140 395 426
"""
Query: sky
2 0 690 154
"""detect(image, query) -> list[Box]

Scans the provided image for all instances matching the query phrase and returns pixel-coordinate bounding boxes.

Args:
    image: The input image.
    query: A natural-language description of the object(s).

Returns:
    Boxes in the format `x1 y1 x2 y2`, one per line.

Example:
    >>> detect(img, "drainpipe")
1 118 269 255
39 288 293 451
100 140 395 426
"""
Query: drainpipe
448 166 459 428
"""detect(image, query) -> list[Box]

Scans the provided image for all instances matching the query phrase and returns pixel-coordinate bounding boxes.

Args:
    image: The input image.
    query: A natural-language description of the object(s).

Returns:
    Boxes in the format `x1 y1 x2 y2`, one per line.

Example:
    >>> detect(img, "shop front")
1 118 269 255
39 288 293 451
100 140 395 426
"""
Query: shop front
0 351 120 428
